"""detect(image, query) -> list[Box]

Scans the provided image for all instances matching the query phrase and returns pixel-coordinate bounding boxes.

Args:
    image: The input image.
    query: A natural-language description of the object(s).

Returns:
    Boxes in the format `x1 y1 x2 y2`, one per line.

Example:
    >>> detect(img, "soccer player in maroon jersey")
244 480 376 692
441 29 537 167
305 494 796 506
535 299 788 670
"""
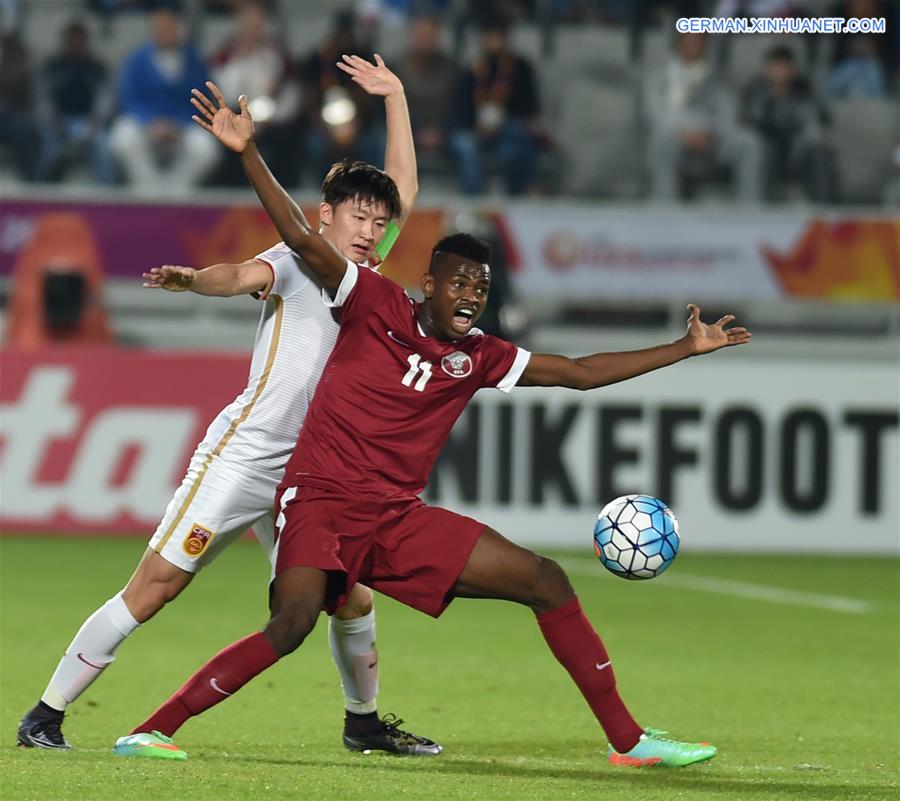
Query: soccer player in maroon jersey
114 83 750 766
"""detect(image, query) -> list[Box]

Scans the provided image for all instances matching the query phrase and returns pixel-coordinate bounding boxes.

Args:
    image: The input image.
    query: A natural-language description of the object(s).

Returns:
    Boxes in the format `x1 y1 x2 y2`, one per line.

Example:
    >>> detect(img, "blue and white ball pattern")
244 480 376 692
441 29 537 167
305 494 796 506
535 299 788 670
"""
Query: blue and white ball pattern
593 495 680 580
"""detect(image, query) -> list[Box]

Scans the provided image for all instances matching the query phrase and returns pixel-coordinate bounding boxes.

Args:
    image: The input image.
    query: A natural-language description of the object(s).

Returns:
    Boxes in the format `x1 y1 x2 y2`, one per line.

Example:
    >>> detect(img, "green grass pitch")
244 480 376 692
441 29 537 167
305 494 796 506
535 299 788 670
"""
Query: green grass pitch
1 536 897 801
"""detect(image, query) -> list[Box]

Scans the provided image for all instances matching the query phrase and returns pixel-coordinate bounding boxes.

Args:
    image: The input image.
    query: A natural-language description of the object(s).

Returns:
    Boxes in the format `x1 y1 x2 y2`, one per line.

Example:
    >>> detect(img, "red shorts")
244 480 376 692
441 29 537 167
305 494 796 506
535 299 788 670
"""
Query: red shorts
273 486 486 618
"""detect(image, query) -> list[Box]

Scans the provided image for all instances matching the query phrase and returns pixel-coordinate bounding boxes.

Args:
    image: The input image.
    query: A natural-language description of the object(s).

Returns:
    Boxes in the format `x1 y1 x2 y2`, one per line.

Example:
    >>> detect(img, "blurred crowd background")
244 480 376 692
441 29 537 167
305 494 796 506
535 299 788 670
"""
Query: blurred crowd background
0 0 898 354
1 0 898 204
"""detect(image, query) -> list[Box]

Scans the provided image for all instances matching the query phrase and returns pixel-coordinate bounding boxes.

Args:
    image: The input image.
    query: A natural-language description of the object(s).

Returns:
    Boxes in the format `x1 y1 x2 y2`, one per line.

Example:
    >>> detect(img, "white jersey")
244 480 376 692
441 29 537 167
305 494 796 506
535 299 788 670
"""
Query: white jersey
195 242 351 479
148 242 360 572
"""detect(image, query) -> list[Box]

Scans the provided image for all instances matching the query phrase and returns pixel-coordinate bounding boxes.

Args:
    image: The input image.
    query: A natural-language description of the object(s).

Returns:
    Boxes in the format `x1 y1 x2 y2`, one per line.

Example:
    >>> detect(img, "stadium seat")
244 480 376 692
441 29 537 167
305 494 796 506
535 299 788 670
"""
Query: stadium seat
830 99 900 204
552 25 630 71
198 14 234 56
21 4 85 61
640 31 670 72
552 76 642 198
724 33 807 87
509 25 545 64
279 2 360 60
101 15 158 71
454 21 545 66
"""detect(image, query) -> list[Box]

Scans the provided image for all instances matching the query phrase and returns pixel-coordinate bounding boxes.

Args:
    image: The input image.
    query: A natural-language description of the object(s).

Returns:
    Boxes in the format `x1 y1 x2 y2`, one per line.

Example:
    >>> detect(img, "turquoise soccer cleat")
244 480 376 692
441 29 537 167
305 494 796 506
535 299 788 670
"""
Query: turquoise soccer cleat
113 730 187 760
607 727 717 767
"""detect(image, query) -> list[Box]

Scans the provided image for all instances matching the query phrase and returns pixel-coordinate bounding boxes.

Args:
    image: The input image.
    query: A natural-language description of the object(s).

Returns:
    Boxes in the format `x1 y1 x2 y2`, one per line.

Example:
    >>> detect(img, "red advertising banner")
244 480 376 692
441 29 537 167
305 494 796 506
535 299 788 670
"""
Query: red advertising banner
0 198 444 289
0 347 249 534
495 207 900 302
3 347 896 552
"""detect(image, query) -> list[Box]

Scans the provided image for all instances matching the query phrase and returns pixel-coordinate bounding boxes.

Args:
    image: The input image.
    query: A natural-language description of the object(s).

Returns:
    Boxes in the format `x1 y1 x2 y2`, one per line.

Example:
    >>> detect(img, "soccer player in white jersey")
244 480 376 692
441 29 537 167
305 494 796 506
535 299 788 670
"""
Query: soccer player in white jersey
17 55 440 756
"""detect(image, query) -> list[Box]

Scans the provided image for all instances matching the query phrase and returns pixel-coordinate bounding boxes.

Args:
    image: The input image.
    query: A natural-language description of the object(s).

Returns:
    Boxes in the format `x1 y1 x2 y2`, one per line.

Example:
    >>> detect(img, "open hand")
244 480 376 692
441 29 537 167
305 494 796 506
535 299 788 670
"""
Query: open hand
142 265 197 292
684 304 751 354
191 81 254 154
336 53 403 97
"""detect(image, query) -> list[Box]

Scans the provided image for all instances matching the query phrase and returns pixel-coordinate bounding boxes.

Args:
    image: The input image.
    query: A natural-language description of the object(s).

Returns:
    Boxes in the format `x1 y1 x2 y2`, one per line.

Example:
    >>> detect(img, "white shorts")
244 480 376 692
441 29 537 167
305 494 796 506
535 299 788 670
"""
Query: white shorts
148 449 281 573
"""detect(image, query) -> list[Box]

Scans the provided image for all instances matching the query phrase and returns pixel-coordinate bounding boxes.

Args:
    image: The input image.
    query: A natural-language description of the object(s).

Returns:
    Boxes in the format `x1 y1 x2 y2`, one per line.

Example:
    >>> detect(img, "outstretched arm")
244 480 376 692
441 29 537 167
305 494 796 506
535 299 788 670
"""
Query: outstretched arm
337 54 418 223
142 260 271 297
519 305 751 389
190 81 347 297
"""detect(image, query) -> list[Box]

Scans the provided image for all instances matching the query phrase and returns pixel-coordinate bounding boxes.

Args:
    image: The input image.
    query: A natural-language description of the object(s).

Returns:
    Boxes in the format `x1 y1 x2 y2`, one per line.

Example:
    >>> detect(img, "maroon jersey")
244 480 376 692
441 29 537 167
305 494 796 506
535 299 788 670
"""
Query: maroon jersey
282 262 531 498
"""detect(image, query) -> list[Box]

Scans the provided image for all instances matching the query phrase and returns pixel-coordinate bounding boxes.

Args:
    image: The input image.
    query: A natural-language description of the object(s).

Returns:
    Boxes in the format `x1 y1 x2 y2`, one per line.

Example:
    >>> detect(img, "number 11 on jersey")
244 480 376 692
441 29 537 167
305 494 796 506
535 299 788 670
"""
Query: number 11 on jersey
401 354 433 392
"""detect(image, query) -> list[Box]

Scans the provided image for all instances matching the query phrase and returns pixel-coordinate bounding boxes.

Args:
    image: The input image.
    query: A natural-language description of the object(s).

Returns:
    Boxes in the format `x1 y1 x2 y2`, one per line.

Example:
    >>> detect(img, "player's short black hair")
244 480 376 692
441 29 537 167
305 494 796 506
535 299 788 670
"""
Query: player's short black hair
429 233 492 271
320 159 402 221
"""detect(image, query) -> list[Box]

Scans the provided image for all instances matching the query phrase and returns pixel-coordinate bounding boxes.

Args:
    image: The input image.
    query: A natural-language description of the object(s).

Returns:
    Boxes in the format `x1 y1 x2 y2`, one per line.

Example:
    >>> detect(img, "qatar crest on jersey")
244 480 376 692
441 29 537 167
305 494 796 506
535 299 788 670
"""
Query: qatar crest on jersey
441 351 473 378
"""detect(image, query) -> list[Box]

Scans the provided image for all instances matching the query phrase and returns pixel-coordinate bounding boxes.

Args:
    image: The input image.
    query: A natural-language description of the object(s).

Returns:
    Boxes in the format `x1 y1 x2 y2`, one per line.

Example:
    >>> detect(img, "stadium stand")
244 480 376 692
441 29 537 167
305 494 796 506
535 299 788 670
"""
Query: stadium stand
1 1 897 355
830 97 900 203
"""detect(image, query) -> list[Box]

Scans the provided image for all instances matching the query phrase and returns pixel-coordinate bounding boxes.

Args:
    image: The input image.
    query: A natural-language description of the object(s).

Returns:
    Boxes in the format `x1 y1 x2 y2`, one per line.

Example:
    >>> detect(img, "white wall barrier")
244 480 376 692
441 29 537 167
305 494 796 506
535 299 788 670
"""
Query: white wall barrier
2 349 897 552
425 358 900 553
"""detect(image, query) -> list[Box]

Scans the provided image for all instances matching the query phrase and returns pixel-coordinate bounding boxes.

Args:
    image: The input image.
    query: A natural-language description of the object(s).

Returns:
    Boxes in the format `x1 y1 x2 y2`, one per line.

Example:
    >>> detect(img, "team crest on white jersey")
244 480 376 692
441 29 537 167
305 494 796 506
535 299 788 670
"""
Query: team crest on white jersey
441 351 473 378
184 523 215 557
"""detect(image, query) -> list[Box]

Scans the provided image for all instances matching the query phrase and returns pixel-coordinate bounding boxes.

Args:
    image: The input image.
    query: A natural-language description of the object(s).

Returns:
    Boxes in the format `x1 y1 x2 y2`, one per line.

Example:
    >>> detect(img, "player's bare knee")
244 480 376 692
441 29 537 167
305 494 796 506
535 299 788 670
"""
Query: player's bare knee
265 604 319 656
334 583 373 620
532 557 575 612
121 586 165 623
123 570 192 622
123 551 192 622
122 575 186 622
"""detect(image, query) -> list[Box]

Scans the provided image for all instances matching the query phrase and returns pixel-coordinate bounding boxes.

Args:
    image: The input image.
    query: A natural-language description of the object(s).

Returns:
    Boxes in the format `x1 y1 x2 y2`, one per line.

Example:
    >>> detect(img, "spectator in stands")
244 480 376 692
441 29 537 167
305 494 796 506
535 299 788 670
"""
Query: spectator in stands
108 1 219 192
36 22 115 184
450 10 542 195
209 0 302 186
0 29 41 181
0 0 19 30
644 31 762 202
826 35 887 99
742 45 838 202
829 0 899 92
391 10 458 174
300 9 384 183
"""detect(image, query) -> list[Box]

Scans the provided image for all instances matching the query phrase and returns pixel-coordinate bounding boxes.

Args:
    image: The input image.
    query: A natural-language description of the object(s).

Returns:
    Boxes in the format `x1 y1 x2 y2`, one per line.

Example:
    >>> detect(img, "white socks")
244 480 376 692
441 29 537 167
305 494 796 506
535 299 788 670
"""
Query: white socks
328 610 379 714
40 592 140 712
41 594 379 716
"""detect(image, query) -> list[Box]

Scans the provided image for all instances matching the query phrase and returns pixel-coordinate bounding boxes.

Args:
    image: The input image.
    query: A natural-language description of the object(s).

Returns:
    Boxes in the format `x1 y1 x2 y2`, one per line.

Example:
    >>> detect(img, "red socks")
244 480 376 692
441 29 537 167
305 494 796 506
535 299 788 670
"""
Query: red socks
132 602 641 753
536 597 643 753
133 632 279 737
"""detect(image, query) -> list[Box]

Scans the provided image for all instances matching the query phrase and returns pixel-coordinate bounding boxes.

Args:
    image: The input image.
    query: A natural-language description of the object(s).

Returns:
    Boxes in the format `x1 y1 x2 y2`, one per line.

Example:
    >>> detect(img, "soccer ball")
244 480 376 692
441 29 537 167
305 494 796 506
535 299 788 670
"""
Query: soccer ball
593 495 680 580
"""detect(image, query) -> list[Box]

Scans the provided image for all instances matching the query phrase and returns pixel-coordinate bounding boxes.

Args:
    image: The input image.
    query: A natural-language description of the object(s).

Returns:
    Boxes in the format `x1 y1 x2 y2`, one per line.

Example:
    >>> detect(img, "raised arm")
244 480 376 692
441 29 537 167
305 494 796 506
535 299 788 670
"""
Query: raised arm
190 81 347 297
141 260 271 297
336 54 418 223
519 305 751 389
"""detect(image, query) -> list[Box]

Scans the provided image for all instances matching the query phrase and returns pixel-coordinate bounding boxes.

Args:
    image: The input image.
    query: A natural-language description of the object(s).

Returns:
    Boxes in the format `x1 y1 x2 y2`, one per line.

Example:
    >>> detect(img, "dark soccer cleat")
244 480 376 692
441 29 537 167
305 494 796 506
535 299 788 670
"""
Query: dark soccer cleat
343 713 442 756
17 707 72 750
